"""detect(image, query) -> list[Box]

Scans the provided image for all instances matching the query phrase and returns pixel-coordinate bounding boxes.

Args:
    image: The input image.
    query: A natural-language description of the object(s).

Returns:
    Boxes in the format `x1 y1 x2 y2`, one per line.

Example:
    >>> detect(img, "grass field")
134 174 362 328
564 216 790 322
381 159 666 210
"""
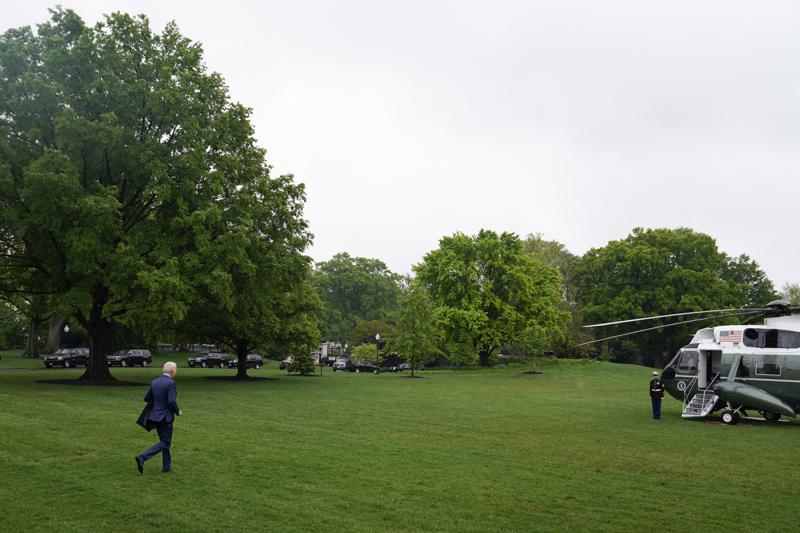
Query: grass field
1 356 798 532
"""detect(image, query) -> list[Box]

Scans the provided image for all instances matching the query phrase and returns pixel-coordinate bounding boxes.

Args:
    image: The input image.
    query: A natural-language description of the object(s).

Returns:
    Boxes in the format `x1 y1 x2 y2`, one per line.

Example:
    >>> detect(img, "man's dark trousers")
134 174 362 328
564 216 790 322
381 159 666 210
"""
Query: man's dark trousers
140 420 173 471
651 398 662 419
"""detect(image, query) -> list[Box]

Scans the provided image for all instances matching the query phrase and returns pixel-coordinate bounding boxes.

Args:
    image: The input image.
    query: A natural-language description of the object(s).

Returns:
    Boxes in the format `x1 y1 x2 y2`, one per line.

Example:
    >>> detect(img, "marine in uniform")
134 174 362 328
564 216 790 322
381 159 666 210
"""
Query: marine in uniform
649 370 665 420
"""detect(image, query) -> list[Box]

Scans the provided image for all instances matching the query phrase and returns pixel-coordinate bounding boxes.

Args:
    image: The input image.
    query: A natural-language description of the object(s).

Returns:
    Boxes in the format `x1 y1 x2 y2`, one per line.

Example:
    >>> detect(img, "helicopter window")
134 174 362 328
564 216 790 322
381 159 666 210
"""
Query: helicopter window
756 362 781 376
743 329 763 348
677 351 698 372
764 330 779 348
777 330 800 349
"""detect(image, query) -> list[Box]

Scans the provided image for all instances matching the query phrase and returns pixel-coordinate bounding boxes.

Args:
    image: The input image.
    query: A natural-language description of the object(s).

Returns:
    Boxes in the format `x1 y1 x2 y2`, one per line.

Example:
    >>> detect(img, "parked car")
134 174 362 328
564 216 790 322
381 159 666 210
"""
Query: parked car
390 362 412 372
332 357 348 371
107 349 152 367
44 348 89 368
343 360 380 374
187 352 229 368
227 354 264 369
279 356 294 370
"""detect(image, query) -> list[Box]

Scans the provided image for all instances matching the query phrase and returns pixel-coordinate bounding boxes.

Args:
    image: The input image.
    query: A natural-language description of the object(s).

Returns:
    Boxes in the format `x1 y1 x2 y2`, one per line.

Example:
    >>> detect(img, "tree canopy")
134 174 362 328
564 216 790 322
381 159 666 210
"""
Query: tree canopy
414 230 568 365
312 253 404 343
573 227 776 364
388 284 438 376
0 9 314 381
171 174 321 379
781 282 800 305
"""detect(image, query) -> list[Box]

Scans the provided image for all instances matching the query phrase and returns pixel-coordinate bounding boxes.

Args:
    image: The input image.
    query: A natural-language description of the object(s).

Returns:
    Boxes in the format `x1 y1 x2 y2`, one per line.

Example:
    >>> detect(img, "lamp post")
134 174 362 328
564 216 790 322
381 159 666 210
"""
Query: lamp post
375 333 381 369
64 324 70 334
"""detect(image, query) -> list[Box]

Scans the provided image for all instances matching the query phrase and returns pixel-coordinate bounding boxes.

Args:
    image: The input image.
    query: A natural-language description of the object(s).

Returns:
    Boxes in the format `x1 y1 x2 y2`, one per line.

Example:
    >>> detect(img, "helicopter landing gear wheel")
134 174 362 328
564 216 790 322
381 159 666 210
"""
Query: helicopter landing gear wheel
721 410 739 425
761 411 781 422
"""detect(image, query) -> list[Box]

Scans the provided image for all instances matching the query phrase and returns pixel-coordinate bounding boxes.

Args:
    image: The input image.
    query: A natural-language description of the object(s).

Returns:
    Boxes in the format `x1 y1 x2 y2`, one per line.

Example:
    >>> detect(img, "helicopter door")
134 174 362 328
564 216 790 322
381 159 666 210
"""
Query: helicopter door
697 350 722 389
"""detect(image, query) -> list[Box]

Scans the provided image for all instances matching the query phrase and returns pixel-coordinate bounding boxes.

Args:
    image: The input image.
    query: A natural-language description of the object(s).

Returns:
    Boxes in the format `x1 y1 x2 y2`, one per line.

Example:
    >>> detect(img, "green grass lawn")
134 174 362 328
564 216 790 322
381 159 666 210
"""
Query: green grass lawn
0 349 43 369
1 359 797 532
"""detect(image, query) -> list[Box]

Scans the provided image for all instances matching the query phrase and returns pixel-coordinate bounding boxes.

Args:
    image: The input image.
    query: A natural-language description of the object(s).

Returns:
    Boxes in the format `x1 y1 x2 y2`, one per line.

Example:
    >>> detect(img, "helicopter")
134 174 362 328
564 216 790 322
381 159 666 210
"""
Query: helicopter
583 300 800 425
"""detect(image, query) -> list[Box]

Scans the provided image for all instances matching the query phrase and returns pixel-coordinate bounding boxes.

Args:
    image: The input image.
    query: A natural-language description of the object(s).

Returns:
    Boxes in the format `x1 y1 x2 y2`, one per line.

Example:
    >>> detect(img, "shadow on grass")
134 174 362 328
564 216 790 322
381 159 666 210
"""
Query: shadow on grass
519 370 544 375
401 374 425 379
37 378 146 386
204 375 280 382
701 417 797 429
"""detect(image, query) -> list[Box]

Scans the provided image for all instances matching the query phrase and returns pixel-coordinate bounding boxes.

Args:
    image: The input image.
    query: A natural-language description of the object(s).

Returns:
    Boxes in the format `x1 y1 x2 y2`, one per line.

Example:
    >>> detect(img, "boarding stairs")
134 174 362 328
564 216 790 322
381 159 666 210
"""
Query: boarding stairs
681 374 720 419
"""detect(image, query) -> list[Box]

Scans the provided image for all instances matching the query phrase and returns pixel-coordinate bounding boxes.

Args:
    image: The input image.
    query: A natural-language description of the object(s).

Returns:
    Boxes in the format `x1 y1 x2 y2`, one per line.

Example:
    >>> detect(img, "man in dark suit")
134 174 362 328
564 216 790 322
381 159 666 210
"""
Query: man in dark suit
135 361 182 473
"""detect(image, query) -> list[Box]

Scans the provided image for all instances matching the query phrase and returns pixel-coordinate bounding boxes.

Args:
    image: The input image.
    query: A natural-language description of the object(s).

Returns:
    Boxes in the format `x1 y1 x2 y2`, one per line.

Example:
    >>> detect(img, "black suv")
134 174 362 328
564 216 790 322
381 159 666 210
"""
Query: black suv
44 348 90 368
226 354 264 369
188 352 229 368
348 360 380 374
107 349 153 367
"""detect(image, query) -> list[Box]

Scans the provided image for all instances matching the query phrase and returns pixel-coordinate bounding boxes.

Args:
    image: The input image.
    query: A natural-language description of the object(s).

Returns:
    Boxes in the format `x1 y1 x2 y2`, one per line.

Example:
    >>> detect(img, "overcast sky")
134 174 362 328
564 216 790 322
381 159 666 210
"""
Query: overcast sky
7 1 800 289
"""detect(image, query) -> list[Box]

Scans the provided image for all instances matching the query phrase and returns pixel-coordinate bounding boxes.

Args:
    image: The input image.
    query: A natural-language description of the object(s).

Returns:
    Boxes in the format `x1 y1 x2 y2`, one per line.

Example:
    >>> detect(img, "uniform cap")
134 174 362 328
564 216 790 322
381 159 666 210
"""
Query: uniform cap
651 371 659 376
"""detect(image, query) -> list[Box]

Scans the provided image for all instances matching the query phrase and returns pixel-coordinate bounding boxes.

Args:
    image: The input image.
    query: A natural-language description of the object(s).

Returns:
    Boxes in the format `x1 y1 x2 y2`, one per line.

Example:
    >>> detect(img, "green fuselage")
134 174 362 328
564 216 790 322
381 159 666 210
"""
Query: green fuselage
660 323 800 416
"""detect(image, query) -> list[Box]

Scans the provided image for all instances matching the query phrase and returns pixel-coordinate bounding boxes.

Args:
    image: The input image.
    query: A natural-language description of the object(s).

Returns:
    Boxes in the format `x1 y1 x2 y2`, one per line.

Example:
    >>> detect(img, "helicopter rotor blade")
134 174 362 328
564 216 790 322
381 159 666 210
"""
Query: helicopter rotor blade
576 312 755 347
740 312 767 325
582 308 768 328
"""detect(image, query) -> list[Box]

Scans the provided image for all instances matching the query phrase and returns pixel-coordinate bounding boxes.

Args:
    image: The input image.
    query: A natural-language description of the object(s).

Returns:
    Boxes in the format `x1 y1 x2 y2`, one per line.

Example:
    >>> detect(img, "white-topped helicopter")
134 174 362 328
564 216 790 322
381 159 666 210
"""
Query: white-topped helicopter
584 300 800 424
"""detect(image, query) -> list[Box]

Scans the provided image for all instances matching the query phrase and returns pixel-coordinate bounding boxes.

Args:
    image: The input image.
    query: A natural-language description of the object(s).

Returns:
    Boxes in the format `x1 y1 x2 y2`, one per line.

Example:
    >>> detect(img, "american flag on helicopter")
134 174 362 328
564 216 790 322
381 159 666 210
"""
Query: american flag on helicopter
719 330 742 344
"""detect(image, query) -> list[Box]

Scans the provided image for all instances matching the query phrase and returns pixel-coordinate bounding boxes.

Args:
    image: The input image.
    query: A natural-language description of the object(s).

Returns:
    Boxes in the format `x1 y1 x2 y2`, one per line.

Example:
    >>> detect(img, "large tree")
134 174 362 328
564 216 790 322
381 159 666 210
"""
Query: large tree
172 173 322 379
0 9 288 382
522 232 589 355
415 230 568 365
573 227 776 364
312 253 404 343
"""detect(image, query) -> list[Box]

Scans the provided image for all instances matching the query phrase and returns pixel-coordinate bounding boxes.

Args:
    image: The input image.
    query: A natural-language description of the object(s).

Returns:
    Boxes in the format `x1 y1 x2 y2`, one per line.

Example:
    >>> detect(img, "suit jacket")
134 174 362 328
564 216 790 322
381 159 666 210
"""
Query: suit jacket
136 402 156 432
140 374 180 427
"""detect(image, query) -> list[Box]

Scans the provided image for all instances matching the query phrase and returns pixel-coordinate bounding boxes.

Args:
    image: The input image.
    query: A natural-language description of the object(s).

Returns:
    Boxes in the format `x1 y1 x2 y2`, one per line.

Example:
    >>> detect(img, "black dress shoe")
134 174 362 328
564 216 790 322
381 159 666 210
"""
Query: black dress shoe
135 456 144 474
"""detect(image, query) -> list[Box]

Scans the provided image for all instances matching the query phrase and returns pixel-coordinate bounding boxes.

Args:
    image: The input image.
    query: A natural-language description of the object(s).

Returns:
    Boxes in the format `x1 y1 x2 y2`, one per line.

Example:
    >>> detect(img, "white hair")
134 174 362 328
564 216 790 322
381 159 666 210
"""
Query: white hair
163 361 177 374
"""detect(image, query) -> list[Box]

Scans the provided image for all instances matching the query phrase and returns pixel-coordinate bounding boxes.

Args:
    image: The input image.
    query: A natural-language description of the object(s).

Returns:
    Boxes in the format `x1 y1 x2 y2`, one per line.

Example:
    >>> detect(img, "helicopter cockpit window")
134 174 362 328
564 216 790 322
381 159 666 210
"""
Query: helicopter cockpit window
677 350 698 372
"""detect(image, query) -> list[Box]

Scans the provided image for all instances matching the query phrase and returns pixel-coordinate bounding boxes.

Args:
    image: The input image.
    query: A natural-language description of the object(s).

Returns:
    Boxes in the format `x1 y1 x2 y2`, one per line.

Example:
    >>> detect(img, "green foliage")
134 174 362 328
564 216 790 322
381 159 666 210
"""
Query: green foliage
348 319 390 347
523 232 579 303
0 302 25 349
389 284 439 373
415 229 569 365
313 253 404 342
573 227 776 363
781 282 800 305
171 168 322 377
351 342 378 364
0 9 317 380
519 323 548 355
598 343 614 362
288 350 317 375
721 253 778 307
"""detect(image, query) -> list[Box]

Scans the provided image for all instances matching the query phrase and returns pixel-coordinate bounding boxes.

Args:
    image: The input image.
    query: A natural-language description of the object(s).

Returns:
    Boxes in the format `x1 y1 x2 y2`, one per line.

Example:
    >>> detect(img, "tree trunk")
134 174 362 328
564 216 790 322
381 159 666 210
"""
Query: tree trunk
234 345 249 380
78 286 116 383
25 316 42 358
479 349 491 366
44 315 67 354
